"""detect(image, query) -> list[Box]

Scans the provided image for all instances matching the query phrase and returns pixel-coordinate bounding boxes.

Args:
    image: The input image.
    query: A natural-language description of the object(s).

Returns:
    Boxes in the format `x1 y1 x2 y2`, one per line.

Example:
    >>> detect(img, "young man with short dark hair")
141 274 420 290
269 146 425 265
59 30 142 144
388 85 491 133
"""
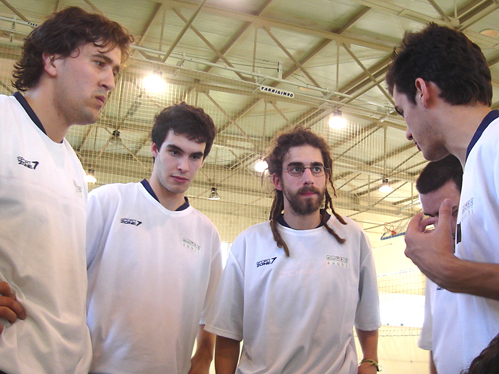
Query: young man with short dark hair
416 155 463 374
86 102 222 374
387 23 499 369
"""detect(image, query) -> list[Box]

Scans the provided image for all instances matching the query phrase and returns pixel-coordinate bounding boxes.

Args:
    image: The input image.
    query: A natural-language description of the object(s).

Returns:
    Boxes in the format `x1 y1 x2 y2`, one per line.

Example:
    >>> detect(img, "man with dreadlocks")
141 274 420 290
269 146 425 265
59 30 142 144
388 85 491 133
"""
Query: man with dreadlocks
205 127 381 374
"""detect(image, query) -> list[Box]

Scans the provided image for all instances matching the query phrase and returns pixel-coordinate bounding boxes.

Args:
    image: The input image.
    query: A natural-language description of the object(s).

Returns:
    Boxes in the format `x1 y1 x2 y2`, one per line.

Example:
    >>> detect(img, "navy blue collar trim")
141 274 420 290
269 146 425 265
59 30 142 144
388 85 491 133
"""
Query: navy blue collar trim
140 179 190 211
277 211 331 229
14 92 47 136
467 110 499 160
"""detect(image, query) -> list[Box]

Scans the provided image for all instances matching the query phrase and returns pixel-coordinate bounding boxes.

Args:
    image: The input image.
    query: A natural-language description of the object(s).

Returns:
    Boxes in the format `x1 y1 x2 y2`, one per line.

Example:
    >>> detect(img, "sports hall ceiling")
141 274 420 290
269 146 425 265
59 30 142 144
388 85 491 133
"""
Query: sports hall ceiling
1 0 499 241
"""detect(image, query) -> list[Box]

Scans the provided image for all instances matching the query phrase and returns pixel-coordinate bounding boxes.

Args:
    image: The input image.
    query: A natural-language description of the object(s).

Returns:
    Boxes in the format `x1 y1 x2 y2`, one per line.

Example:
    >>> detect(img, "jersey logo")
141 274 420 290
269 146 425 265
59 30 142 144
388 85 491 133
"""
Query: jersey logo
73 180 83 197
120 218 142 226
257 257 277 268
461 197 474 220
326 255 348 268
17 156 39 170
183 237 201 253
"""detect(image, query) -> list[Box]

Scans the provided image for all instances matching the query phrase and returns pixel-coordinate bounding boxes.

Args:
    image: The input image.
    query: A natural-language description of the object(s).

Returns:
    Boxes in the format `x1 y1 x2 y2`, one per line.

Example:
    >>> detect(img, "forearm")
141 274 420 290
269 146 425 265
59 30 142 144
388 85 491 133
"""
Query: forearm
189 326 215 374
215 335 240 374
356 328 378 366
430 257 499 300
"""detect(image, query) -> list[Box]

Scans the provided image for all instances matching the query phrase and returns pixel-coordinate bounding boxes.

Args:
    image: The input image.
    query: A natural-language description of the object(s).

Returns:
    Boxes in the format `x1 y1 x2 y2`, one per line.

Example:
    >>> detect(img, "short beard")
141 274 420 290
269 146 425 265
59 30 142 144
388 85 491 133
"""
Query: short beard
284 186 324 216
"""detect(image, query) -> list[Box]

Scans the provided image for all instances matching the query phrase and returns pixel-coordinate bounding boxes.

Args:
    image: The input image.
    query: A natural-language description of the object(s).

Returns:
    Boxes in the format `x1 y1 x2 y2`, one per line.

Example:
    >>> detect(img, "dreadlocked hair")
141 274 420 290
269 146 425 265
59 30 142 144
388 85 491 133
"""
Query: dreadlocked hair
265 126 346 257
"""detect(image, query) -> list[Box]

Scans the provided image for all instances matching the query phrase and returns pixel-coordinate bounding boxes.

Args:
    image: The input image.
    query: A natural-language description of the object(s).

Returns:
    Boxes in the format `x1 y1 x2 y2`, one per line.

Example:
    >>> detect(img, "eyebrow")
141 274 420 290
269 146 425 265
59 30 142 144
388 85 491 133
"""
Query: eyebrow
286 161 324 167
166 144 204 158
93 52 121 74
424 206 459 217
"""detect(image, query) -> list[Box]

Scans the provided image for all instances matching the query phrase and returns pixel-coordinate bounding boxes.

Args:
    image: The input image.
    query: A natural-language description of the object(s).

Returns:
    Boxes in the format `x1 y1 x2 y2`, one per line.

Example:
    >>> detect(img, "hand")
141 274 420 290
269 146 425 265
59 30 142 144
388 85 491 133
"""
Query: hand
0 281 26 333
404 199 456 285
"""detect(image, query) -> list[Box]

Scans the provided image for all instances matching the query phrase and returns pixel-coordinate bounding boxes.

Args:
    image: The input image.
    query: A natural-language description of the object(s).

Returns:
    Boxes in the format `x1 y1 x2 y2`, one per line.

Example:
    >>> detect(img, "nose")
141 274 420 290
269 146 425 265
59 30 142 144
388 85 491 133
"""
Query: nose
177 156 190 172
301 168 314 184
406 128 413 141
101 70 116 92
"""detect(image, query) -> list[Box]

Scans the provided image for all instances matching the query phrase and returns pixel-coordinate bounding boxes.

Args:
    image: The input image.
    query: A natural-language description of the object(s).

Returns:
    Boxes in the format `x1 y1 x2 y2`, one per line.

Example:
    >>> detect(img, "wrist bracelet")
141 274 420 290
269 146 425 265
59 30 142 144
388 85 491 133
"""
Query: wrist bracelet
360 358 381 371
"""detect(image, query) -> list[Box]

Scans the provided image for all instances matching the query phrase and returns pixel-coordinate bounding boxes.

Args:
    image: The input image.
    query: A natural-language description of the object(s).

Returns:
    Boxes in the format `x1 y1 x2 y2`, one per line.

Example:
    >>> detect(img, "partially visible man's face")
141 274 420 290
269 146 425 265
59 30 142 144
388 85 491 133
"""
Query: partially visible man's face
393 85 449 162
51 42 122 127
274 144 327 217
419 180 461 237
151 131 205 197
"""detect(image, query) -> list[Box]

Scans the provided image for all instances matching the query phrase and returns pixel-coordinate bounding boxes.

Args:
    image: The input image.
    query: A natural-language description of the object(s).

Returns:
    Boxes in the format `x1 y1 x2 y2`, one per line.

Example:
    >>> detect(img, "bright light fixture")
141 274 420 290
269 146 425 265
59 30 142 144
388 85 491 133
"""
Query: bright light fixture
480 29 499 38
329 110 347 129
85 169 97 184
379 178 393 193
208 187 220 200
143 71 167 93
254 159 268 173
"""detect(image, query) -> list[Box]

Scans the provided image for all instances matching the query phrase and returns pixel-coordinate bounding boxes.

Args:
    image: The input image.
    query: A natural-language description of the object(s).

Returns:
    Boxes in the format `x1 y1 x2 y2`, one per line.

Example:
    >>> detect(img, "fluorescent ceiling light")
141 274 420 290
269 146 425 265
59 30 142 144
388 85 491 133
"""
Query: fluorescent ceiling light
329 110 347 129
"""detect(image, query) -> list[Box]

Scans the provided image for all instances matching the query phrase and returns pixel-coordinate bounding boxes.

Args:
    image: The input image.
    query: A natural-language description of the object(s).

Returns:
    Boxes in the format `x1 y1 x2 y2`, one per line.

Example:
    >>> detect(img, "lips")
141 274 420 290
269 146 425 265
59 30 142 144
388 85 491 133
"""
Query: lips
96 95 106 105
298 187 319 196
172 175 188 183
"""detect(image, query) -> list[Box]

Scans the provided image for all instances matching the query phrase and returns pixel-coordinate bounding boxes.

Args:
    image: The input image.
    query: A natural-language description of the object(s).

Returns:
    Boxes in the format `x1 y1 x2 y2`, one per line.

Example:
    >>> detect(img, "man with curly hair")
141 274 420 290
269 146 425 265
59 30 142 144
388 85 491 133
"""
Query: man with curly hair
0 7 132 373
206 127 380 374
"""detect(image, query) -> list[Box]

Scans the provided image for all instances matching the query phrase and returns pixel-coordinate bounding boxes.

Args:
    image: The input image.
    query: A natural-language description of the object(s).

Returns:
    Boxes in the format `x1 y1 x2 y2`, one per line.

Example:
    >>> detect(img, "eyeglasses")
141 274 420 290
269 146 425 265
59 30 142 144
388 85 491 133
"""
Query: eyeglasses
282 164 329 177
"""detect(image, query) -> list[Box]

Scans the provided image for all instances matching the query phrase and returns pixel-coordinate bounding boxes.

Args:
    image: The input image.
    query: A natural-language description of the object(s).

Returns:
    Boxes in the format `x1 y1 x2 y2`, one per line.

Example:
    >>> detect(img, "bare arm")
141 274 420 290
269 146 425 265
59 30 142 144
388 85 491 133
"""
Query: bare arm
189 325 215 374
430 351 437 374
0 281 26 334
356 328 379 374
405 199 499 300
215 336 240 374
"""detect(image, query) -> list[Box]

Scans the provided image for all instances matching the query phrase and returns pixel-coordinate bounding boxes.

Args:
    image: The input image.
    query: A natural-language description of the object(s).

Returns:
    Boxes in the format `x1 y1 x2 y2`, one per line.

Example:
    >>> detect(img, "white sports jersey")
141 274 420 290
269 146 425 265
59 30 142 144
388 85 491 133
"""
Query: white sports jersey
0 94 91 373
86 182 222 374
206 216 380 374
455 112 499 369
418 279 461 374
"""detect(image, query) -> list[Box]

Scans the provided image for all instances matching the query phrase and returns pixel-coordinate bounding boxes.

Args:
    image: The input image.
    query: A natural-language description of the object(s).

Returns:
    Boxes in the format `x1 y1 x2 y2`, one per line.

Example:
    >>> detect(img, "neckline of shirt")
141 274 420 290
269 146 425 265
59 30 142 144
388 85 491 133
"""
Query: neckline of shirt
140 179 190 211
466 110 499 160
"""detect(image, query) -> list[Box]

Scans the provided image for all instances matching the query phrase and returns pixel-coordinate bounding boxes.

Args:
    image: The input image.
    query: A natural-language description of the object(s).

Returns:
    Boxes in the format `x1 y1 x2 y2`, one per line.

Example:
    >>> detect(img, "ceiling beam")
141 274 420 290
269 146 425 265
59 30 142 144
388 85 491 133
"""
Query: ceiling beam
173 7 249 81
203 0 274 76
156 0 395 53
162 0 208 62
426 0 453 24
134 2 163 51
341 43 394 105
0 0 30 22
348 0 456 26
262 25 322 88
458 0 498 30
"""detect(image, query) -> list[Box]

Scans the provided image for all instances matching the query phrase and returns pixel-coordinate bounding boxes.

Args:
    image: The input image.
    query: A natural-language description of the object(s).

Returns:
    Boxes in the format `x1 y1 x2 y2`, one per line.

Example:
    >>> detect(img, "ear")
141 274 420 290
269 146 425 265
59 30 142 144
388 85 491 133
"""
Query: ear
415 78 432 108
151 142 159 159
42 52 59 77
273 173 283 191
